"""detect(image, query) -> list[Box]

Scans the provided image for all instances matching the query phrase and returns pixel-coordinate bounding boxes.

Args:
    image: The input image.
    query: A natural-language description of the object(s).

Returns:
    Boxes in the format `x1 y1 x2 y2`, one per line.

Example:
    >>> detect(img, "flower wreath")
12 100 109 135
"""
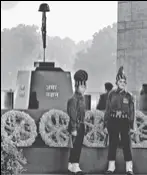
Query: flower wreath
84 110 107 147
131 110 147 148
1 110 37 147
39 109 70 147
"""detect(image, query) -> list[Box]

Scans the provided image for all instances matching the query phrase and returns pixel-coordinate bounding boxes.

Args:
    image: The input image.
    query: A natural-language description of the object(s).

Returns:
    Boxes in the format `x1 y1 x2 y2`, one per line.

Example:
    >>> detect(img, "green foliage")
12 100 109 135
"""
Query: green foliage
1 137 27 175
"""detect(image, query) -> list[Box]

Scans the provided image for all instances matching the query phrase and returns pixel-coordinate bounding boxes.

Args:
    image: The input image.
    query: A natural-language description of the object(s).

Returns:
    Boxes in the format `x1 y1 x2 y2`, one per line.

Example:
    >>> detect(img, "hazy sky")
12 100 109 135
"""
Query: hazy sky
1 1 117 43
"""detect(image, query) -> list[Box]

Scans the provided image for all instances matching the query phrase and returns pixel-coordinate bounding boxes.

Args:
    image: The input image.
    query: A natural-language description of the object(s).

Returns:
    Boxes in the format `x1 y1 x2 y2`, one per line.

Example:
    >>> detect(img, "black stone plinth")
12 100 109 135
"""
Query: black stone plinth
34 62 55 68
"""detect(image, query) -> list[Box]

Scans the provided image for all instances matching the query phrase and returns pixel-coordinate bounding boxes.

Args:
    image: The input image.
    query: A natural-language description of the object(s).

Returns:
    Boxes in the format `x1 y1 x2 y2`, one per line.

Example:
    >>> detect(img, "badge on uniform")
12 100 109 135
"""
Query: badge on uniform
123 98 129 104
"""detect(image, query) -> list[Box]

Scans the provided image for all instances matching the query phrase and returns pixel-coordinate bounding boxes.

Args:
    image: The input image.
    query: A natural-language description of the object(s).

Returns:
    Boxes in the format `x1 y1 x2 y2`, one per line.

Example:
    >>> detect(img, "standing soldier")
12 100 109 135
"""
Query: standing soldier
104 66 135 175
67 69 88 175
96 82 113 111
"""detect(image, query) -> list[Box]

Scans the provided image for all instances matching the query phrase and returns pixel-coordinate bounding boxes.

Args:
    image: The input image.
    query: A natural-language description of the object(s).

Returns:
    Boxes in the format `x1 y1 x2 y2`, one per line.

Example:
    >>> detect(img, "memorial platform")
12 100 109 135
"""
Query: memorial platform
1 109 147 175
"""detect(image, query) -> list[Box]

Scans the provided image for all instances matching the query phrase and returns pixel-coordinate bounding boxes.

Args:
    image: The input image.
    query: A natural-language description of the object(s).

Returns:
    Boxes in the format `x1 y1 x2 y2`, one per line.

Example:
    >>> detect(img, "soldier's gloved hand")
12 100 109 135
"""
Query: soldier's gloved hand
71 130 77 137
104 127 108 134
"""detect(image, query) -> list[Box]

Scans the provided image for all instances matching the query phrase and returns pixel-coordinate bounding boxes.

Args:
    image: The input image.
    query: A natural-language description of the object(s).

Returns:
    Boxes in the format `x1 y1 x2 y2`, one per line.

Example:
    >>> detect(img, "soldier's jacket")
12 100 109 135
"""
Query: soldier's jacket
104 88 135 128
67 91 86 133
96 92 109 111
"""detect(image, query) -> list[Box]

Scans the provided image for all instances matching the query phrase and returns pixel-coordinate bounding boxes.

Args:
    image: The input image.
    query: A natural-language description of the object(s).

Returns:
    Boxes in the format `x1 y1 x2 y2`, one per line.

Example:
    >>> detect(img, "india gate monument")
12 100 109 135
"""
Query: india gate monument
117 1 147 100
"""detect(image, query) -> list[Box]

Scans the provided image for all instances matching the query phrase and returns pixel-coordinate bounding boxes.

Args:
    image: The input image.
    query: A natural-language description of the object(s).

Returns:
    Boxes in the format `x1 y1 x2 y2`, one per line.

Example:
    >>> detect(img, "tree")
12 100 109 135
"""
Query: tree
1 25 79 89
45 36 77 71
1 22 117 92
73 23 117 92
1 24 40 89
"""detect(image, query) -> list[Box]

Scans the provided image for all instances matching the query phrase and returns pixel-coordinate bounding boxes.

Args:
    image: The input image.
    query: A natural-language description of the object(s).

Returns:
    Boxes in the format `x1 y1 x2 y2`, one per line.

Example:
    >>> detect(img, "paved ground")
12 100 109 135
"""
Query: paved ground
23 174 146 175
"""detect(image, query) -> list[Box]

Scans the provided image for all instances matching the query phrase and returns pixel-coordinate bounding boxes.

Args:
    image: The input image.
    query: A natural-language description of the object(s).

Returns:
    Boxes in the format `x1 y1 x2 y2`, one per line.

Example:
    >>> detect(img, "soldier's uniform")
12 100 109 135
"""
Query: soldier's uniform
96 92 109 111
104 67 135 175
96 82 113 111
67 70 88 175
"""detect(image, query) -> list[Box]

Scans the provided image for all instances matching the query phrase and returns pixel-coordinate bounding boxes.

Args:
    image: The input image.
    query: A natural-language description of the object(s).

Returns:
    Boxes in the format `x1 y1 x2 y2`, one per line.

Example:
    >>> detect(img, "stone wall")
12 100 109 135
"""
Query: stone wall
117 1 147 93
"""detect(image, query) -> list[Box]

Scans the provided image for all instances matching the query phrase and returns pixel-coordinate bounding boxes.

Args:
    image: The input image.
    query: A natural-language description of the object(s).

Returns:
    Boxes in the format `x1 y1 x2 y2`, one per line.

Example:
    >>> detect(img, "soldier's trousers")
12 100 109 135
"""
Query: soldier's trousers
107 118 132 161
69 123 85 163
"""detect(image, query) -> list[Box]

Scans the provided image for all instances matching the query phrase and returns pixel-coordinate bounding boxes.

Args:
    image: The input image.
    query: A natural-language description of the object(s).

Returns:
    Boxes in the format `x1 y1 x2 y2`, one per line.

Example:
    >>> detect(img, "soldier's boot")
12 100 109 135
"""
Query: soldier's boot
105 161 116 174
68 163 74 175
72 163 84 175
126 161 134 175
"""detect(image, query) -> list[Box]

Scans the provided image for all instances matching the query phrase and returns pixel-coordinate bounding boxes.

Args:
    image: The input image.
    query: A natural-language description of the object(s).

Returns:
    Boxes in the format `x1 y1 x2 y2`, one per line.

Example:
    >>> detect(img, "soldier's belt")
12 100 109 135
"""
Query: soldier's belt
110 111 129 118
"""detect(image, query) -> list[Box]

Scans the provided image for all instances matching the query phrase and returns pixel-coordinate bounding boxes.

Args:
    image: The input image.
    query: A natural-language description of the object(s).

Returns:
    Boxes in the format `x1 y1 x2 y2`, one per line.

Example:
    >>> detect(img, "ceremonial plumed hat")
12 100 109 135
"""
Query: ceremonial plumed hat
74 69 88 86
116 66 127 82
